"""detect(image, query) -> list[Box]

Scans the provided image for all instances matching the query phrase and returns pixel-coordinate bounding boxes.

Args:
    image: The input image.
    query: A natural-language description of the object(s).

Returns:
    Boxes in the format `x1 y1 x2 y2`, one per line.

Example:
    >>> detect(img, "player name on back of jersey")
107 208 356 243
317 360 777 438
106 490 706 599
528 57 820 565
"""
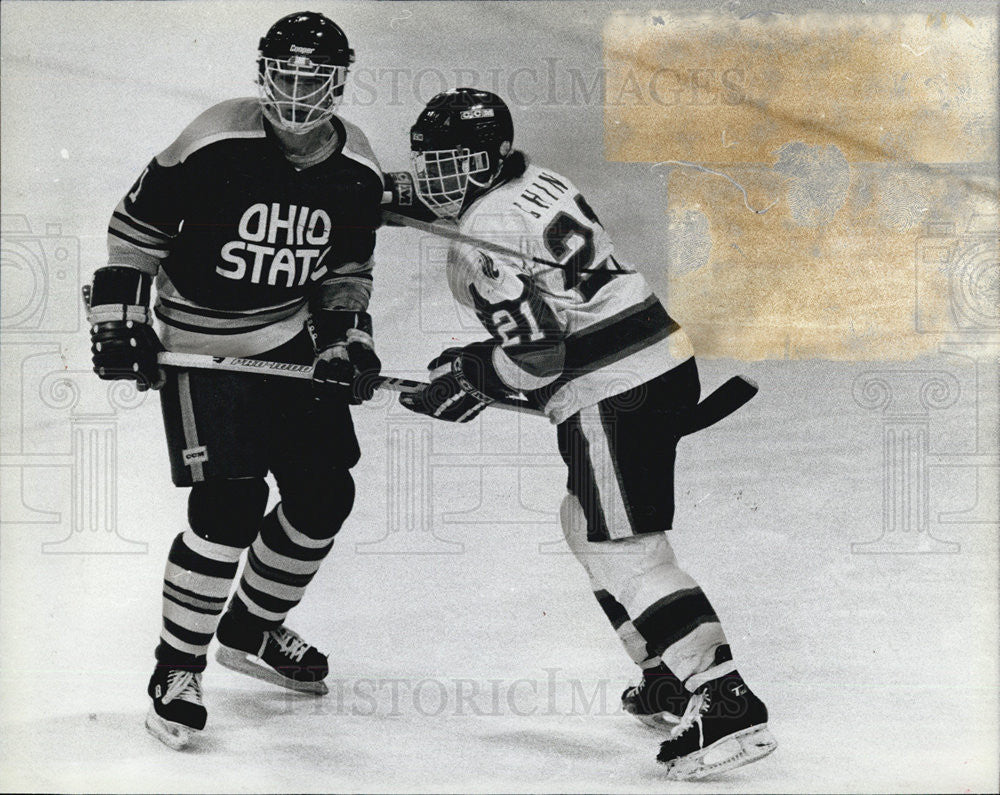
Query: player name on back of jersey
218 202 335 287
511 171 572 218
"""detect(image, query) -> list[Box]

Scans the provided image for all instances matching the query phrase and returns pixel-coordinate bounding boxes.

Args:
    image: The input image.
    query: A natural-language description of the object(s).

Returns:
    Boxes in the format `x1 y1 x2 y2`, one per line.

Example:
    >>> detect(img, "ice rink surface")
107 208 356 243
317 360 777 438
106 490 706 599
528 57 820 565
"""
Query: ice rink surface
1 1 998 792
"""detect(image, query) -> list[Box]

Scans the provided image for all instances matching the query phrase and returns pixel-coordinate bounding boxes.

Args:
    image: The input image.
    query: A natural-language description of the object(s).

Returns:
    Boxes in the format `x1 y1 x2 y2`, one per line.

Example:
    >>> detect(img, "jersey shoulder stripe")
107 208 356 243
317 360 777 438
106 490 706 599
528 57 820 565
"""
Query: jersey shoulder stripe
157 98 266 167
339 118 383 186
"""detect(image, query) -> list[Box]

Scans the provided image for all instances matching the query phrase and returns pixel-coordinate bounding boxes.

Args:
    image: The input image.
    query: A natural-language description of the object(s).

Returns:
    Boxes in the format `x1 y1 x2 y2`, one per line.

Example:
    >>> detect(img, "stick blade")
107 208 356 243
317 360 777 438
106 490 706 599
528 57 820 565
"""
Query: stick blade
682 375 758 435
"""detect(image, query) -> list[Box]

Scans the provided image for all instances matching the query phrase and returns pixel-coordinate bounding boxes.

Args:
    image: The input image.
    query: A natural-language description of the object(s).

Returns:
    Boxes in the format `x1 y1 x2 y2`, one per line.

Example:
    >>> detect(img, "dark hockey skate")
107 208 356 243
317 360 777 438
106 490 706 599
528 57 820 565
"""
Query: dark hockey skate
145 667 207 750
215 611 329 695
621 663 690 730
656 671 776 780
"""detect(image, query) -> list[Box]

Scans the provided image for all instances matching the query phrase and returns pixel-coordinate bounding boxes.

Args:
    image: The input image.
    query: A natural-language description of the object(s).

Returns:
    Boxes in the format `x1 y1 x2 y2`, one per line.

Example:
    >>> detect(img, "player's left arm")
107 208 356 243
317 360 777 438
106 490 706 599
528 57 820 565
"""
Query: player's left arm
308 197 382 404
88 154 186 391
470 270 565 394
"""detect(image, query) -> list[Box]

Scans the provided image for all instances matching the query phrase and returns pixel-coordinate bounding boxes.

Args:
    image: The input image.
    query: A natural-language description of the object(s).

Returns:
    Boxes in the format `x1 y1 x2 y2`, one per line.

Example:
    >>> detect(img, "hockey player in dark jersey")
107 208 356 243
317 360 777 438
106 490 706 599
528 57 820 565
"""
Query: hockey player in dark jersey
86 12 384 750
385 89 776 780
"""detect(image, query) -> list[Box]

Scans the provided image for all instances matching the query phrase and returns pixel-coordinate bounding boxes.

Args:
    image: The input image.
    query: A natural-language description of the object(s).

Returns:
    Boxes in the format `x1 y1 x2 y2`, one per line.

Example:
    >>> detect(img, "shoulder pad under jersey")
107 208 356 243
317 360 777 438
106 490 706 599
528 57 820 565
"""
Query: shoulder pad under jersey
156 98 265 166
339 118 384 186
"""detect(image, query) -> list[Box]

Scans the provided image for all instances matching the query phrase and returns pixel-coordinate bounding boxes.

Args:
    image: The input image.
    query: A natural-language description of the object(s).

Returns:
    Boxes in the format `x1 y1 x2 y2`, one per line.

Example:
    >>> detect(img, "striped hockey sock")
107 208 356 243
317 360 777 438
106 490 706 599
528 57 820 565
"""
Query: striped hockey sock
230 504 336 627
632 585 733 687
594 588 655 666
157 530 244 669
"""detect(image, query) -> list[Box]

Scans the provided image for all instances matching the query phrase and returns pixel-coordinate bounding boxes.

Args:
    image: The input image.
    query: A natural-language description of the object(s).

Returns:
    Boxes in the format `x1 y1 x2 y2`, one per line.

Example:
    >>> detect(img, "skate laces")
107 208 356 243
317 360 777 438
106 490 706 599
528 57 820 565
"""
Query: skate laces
669 689 709 746
270 627 309 662
163 670 203 706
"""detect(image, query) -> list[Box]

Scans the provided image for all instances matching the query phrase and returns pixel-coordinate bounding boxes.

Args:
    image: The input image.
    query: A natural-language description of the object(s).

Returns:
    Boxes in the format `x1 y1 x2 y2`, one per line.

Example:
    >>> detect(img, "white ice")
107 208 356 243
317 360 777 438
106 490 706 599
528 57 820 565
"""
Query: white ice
1 2 997 792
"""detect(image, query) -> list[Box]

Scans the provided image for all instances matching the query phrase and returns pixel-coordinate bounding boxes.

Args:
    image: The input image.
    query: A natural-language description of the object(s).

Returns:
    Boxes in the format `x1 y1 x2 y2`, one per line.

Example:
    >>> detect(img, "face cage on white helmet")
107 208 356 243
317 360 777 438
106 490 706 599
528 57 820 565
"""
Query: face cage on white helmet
411 148 493 219
258 56 349 133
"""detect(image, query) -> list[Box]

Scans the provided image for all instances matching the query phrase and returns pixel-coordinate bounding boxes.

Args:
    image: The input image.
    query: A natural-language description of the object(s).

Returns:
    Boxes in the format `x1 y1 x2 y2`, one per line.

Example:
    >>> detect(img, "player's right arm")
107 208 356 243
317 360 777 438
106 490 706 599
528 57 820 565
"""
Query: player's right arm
462 247 566 395
400 244 565 422
88 154 184 390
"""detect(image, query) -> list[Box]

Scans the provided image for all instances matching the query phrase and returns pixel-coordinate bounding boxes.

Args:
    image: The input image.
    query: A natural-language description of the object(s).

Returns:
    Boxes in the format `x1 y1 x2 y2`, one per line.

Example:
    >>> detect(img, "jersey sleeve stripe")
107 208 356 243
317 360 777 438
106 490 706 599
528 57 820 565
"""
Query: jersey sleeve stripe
321 272 373 283
107 236 165 274
315 278 372 311
493 345 564 391
503 343 565 378
325 256 374 277
108 226 172 252
566 293 660 346
112 210 173 241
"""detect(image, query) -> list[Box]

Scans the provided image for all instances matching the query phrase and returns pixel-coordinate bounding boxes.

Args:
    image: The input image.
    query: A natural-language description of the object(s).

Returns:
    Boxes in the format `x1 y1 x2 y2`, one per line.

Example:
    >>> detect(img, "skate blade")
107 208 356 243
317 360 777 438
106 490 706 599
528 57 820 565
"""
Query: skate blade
215 645 329 695
144 705 198 751
661 723 777 781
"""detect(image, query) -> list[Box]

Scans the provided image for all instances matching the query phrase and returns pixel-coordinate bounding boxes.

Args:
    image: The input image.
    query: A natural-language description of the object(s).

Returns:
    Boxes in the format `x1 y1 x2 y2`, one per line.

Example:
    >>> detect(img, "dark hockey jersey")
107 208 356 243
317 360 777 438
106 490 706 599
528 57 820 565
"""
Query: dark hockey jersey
106 98 384 355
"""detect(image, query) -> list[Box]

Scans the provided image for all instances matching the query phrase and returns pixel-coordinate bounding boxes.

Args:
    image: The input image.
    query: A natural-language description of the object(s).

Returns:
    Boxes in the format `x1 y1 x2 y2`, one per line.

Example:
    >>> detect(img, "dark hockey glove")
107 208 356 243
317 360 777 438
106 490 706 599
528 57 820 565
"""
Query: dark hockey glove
381 171 438 223
87 267 165 391
399 341 515 423
309 311 382 404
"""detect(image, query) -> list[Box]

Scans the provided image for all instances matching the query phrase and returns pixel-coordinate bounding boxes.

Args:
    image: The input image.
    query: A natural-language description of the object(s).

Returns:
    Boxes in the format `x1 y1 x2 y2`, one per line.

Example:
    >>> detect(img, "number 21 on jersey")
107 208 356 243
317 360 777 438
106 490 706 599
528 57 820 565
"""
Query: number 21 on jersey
470 276 555 349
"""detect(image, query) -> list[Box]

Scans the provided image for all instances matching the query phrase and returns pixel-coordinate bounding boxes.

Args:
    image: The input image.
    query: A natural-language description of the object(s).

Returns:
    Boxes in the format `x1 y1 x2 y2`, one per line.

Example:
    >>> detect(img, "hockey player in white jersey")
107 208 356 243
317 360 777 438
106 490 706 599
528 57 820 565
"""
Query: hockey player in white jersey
388 88 776 780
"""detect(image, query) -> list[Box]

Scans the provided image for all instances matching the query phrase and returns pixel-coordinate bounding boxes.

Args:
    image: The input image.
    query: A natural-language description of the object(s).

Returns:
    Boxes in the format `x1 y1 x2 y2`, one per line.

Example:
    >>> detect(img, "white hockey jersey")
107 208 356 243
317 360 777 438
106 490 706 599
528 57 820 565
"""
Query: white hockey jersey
446 163 693 424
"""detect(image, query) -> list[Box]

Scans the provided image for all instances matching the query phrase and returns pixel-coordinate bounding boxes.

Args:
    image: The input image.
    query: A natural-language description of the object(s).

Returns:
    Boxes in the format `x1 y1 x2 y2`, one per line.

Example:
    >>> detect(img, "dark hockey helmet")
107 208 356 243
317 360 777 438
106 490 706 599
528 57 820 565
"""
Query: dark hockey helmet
257 12 354 132
410 88 514 219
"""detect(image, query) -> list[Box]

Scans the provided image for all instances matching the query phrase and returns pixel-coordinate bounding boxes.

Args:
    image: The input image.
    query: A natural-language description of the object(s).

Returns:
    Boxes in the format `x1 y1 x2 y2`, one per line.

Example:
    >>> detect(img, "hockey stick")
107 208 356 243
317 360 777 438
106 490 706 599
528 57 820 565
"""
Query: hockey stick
381 212 758 431
82 285 539 415
158 353 755 432
86 294 754 428
155 351 545 416
680 375 758 436
382 210 636 275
